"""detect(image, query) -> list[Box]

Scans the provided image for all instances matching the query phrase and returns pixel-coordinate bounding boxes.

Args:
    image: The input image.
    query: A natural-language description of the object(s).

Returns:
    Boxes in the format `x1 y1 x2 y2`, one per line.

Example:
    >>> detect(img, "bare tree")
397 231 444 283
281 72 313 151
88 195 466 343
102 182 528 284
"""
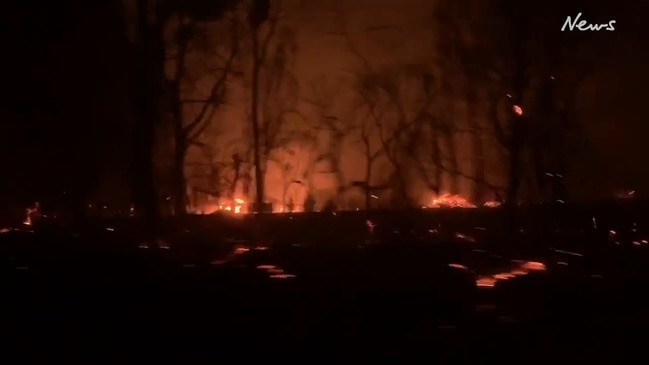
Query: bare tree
342 36 422 208
165 15 240 215
433 0 607 207
239 0 309 211
259 30 306 204
125 0 239 230
247 0 271 212
304 76 350 202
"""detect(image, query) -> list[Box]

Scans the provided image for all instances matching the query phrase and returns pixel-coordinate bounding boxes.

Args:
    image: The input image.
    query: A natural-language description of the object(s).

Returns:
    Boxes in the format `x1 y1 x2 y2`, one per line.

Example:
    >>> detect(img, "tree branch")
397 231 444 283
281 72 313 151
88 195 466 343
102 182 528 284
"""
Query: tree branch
183 23 239 138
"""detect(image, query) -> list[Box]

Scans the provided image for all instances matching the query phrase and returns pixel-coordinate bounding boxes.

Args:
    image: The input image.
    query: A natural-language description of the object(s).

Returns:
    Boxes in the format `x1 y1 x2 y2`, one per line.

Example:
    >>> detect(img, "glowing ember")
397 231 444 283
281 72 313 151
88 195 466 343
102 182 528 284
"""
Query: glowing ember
476 260 547 289
270 274 296 279
366 219 377 234
513 105 523 116
454 232 476 242
256 264 277 270
233 246 250 255
521 261 546 271
615 189 636 199
476 277 496 287
428 194 476 208
483 200 501 208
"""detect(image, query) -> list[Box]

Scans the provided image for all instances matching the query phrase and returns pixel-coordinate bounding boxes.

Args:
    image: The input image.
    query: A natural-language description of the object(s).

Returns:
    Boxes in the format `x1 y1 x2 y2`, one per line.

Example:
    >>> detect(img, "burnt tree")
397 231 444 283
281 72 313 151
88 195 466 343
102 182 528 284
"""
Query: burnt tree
128 0 238 228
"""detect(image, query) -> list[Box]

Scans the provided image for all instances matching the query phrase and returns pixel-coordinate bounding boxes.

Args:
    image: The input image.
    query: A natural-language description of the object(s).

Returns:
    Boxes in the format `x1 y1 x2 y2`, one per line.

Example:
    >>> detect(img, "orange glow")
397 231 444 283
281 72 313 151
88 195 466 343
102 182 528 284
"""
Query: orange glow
513 105 523 116
23 203 40 226
448 263 468 270
196 198 248 215
233 246 250 255
256 265 276 270
483 200 501 208
476 277 496 287
521 261 546 271
428 194 476 208
255 262 296 279
270 274 296 279
271 203 305 213
476 260 547 289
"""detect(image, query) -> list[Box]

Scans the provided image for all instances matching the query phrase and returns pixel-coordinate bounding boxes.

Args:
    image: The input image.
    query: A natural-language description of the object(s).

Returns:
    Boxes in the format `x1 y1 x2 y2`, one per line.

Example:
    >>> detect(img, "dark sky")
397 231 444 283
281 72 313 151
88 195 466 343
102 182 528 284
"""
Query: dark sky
1 1 132 207
1 0 648 208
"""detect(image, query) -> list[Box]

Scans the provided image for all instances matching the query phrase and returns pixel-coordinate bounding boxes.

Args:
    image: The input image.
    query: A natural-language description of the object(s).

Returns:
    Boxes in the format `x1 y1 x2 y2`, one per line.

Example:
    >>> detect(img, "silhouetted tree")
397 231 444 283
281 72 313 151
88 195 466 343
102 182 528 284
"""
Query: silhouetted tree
126 0 239 227
248 0 271 211
434 0 602 206
166 16 239 216
305 75 355 208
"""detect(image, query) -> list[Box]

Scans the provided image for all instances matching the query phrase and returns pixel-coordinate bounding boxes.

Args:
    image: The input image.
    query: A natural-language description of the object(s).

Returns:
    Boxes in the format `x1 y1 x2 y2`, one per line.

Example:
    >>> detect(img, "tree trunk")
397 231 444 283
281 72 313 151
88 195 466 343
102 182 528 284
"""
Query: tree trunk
430 124 442 195
170 24 191 216
364 153 372 210
132 0 161 237
331 131 346 195
531 144 547 200
230 155 241 198
443 130 459 194
467 90 486 203
251 31 265 211
172 135 187 215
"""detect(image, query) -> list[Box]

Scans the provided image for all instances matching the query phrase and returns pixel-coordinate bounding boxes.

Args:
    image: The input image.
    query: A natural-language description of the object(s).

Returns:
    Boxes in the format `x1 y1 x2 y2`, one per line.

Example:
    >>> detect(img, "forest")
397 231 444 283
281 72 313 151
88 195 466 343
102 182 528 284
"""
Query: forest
148 0 607 215
5 0 641 219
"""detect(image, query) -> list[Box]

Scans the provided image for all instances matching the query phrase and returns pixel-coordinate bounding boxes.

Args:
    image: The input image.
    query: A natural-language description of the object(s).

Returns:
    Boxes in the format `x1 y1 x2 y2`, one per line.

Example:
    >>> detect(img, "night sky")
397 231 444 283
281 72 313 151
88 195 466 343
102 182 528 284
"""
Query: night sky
1 0 648 212
2 1 132 208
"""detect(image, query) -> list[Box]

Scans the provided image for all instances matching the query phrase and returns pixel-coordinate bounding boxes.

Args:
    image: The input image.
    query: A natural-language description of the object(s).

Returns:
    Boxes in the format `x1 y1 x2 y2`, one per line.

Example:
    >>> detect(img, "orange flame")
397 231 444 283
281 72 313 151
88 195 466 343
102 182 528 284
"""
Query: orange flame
428 194 476 208
197 198 248 215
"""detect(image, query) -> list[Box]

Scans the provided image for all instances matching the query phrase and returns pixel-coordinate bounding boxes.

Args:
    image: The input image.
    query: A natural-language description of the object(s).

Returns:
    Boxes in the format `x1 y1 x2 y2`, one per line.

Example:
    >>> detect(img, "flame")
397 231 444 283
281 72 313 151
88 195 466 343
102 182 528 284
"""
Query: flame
272 204 304 213
23 203 41 226
483 200 501 208
197 198 248 215
428 194 476 208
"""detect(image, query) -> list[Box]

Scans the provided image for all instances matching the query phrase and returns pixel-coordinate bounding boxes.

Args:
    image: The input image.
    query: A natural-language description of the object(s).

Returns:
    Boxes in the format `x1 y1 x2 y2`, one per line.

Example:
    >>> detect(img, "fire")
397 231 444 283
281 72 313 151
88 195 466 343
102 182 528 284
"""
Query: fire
428 194 476 208
272 204 304 213
198 198 248 215
23 202 41 226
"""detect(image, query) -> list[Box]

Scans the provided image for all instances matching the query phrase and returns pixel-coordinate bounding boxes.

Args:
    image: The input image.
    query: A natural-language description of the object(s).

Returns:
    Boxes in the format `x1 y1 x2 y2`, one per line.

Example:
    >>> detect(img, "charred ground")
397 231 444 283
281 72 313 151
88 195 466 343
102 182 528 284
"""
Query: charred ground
1 202 648 360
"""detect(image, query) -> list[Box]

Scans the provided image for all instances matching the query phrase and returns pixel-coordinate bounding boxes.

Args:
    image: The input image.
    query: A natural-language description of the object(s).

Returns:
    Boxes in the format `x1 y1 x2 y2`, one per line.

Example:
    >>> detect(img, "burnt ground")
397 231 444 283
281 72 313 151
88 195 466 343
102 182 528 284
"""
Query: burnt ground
1 202 649 361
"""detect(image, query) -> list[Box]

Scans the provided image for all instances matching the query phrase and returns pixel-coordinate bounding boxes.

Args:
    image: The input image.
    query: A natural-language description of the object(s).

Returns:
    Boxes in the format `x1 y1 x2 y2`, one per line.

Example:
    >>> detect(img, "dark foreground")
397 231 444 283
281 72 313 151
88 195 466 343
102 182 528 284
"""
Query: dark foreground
1 205 649 361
